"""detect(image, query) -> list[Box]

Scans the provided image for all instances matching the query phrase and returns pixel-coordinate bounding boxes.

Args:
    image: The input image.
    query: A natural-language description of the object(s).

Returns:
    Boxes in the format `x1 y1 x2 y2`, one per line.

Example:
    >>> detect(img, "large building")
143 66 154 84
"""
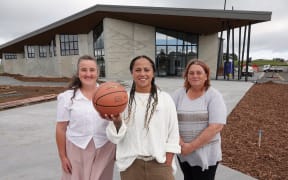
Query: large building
0 5 271 79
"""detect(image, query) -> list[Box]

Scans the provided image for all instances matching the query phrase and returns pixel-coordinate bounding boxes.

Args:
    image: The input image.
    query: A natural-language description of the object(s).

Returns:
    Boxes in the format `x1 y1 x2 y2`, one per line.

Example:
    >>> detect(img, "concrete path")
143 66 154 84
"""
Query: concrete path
0 77 257 180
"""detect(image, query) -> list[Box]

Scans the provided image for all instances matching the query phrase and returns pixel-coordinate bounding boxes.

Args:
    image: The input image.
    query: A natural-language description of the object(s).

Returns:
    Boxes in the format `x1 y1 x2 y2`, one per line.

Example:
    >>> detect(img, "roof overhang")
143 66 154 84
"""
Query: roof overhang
0 4 272 56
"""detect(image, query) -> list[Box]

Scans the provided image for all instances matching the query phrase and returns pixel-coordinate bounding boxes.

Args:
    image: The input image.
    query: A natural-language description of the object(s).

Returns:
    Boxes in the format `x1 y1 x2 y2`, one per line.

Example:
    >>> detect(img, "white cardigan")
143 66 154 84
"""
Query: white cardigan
106 90 180 172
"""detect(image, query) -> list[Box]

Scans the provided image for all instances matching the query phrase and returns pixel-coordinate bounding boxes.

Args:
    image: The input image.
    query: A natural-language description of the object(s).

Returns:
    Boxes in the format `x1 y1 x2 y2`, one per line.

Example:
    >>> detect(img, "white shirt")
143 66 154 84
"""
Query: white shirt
56 89 109 149
106 90 181 172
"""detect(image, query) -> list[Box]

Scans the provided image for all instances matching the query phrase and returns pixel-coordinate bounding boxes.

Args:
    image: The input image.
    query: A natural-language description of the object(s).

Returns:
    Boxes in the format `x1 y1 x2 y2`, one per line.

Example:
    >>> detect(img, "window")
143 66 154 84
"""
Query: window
39 46 47 57
93 22 105 77
155 28 198 76
59 35 79 56
27 46 35 58
4 53 17 59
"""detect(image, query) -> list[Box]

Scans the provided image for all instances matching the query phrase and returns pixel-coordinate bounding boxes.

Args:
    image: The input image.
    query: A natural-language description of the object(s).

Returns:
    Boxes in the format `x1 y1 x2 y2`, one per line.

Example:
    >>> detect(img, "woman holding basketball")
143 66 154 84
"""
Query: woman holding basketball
56 55 115 180
106 55 180 180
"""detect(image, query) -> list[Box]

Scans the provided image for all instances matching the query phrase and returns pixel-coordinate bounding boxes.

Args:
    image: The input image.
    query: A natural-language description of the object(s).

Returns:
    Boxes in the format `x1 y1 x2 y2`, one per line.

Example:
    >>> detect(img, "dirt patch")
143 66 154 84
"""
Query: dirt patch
0 73 71 82
0 85 66 103
0 74 68 104
221 81 288 180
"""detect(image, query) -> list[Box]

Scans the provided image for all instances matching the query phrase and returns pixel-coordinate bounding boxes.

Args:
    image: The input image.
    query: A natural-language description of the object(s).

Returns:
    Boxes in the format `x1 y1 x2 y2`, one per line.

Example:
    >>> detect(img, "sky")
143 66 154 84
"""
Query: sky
0 0 287 60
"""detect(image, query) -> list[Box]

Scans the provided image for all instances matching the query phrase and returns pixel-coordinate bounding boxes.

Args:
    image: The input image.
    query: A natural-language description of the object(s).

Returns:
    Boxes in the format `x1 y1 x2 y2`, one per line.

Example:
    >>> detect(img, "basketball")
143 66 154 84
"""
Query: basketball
93 81 128 116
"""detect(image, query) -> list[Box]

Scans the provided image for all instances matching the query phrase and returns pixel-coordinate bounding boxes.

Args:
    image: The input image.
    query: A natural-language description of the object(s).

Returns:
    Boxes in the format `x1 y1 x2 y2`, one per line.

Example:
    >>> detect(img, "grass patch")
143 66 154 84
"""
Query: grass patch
252 60 288 66
232 60 287 67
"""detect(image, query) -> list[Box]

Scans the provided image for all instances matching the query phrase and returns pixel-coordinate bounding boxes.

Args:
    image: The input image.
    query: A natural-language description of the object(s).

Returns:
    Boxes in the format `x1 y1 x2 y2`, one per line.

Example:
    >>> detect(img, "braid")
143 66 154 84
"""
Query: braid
125 82 136 123
145 78 158 130
144 95 151 128
128 55 158 131
126 80 158 130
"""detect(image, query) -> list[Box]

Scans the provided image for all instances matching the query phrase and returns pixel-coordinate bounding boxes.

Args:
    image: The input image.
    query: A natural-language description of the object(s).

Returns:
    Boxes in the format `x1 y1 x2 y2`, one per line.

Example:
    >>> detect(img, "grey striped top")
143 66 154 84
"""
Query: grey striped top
172 87 227 170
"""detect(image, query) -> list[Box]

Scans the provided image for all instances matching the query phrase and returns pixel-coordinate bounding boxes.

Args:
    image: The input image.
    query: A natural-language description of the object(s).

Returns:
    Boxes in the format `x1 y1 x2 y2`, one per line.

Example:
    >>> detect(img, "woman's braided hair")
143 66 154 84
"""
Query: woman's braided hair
126 55 158 130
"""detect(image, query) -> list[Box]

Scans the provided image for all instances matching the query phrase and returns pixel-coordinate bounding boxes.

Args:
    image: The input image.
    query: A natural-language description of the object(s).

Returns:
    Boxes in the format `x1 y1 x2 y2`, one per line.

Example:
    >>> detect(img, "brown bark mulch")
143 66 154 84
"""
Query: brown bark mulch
221 81 288 180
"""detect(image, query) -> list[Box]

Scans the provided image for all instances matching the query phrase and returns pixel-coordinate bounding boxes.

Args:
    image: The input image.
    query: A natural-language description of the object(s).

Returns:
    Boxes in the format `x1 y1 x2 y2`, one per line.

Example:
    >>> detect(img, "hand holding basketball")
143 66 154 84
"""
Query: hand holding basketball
93 81 128 117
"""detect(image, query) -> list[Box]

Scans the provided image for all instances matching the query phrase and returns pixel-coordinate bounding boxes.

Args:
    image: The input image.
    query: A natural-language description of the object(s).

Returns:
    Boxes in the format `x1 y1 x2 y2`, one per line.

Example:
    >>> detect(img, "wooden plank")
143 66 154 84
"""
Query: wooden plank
0 91 17 95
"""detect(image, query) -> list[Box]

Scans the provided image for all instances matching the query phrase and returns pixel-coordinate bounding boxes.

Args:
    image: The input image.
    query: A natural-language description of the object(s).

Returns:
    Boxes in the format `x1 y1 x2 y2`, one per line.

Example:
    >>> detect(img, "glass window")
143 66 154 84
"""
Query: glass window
69 35 74 41
177 46 183 54
65 43 69 50
39 46 47 58
156 46 166 55
156 32 166 45
4 53 17 60
167 46 176 55
93 22 105 77
27 46 35 58
177 39 184 46
60 35 64 42
156 28 198 76
59 34 79 56
185 41 191 46
74 42 78 49
167 36 177 45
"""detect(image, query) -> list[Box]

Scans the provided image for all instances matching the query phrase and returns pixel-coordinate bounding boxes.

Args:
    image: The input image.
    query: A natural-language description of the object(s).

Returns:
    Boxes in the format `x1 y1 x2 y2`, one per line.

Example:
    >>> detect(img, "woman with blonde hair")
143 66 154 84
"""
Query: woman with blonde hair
56 55 115 180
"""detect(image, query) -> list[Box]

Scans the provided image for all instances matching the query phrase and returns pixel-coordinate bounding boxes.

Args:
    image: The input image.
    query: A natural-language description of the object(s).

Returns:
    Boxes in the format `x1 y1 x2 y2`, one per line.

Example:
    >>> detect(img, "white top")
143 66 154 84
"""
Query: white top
172 87 227 171
56 89 109 149
106 90 181 172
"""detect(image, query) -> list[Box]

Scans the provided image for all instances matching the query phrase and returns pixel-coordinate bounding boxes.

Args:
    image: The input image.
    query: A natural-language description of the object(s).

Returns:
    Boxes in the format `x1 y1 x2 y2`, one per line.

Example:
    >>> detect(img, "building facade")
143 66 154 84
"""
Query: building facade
0 5 271 80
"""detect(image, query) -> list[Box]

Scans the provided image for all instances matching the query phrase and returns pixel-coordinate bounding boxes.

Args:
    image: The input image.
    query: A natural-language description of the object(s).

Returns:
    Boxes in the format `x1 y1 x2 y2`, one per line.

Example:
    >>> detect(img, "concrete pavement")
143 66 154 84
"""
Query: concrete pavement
0 76 257 180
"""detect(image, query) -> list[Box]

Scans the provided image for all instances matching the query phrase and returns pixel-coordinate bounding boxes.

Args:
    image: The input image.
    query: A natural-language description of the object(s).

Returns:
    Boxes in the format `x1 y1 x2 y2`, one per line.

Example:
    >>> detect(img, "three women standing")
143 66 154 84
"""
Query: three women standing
56 55 226 180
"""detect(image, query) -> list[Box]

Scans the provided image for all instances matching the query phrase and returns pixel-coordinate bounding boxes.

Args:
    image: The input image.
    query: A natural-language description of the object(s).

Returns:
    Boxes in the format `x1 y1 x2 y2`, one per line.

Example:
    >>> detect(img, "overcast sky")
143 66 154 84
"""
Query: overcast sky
0 0 287 60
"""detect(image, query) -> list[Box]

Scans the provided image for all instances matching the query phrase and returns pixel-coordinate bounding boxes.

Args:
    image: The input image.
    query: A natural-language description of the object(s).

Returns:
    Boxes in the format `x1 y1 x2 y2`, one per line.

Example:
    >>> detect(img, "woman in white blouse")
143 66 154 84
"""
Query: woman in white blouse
56 55 115 180
105 55 180 180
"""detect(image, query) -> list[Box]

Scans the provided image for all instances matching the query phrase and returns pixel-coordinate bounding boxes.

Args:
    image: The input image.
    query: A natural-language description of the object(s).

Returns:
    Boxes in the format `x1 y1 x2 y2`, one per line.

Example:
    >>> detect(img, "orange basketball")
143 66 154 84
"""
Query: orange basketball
93 81 128 116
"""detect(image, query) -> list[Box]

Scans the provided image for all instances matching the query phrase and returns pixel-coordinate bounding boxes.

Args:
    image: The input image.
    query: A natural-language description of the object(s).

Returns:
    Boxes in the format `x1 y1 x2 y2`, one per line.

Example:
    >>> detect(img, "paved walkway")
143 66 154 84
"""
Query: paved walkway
0 76 257 180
